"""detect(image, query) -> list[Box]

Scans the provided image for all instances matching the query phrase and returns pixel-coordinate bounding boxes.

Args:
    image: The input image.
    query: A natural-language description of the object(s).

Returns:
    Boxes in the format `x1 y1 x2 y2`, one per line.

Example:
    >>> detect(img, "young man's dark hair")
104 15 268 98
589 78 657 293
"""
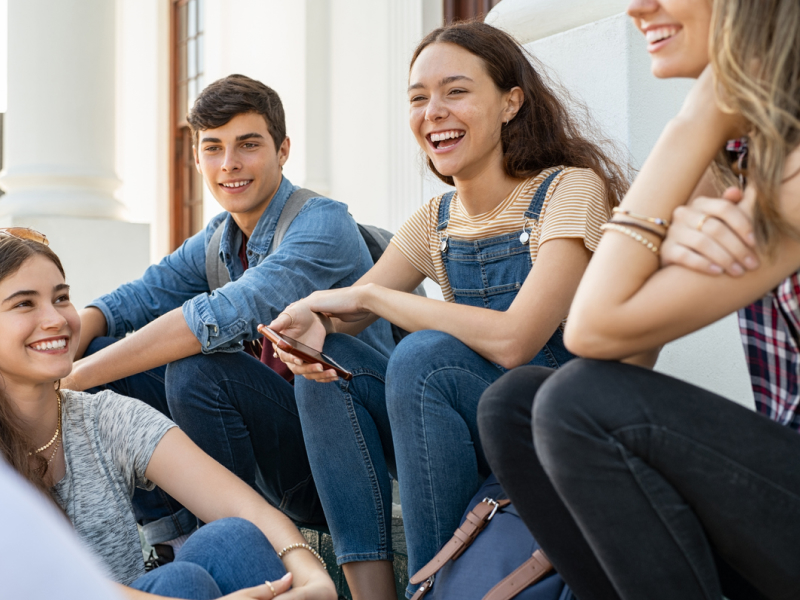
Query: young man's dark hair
187 74 286 152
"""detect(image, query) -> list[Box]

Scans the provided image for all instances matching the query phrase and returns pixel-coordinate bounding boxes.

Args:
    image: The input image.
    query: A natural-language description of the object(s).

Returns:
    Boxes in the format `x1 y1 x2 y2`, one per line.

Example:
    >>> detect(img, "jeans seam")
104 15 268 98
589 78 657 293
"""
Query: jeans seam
340 384 390 556
611 424 800 503
613 435 717 600
417 365 498 549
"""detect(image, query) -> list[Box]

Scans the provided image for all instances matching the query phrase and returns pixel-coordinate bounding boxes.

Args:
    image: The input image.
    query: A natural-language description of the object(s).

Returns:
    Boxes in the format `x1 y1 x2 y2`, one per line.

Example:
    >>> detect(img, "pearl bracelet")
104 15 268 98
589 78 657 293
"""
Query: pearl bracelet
278 542 327 569
601 222 660 255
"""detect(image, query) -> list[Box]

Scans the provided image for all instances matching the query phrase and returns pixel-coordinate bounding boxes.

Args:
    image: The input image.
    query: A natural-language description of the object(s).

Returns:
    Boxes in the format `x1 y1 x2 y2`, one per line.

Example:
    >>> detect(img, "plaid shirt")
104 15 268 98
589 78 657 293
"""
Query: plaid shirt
725 138 800 431
729 138 800 430
739 275 800 431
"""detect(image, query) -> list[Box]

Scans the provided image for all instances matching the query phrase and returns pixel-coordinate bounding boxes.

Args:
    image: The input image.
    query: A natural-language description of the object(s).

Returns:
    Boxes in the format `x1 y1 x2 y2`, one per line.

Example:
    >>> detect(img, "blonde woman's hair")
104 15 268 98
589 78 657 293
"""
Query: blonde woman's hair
711 0 800 253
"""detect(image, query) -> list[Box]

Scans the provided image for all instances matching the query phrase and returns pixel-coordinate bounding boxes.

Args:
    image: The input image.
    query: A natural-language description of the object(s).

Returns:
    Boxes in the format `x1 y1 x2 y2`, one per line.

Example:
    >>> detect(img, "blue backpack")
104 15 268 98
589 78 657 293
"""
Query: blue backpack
409 475 575 600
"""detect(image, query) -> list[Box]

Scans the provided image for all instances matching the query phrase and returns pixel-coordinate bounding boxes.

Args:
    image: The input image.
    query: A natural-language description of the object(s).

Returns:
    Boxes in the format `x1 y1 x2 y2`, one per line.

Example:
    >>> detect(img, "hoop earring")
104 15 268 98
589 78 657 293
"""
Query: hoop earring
54 379 61 391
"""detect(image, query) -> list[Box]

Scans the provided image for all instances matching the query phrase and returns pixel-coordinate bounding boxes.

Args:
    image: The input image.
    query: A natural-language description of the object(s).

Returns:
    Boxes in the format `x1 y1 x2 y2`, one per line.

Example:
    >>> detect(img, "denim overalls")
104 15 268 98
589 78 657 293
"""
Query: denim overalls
294 170 577 597
437 169 575 369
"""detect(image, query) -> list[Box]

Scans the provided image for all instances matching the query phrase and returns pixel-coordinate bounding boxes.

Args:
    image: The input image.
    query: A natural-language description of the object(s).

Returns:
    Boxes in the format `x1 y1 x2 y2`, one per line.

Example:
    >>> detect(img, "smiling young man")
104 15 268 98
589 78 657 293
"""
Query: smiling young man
64 74 394 551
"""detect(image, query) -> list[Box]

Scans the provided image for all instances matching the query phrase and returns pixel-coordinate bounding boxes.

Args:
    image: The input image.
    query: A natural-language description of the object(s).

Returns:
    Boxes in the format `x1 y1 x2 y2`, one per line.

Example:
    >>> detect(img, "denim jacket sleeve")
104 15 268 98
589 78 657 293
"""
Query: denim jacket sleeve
183 198 365 353
88 220 216 339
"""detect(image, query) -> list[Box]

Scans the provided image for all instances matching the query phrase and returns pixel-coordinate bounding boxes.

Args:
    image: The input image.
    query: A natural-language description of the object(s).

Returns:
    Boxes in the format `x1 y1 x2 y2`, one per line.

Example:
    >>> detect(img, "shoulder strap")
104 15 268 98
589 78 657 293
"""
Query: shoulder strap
524 169 563 222
436 191 457 232
268 187 319 255
410 498 511 587
205 222 231 292
409 498 554 600
482 550 553 600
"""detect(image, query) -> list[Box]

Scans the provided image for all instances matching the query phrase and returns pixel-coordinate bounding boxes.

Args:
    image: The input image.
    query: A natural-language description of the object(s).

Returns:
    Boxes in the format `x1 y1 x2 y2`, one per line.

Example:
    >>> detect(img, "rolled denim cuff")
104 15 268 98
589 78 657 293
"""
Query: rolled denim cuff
86 298 123 339
140 508 199 546
182 294 246 354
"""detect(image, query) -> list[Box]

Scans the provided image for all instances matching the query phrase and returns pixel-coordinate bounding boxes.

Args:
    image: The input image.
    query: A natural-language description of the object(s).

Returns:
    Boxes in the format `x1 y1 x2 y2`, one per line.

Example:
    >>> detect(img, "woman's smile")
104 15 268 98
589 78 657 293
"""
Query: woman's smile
427 129 466 152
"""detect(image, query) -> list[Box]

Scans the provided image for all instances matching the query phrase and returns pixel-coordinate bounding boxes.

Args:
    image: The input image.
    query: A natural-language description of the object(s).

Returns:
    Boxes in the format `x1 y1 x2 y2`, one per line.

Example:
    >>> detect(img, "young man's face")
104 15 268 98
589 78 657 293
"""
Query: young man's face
194 112 290 235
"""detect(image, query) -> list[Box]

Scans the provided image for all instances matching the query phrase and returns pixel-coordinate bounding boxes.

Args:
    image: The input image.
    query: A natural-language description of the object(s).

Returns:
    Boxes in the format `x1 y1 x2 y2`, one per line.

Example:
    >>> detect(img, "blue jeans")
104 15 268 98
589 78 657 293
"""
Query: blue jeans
87 338 324 545
296 331 507 597
132 517 285 599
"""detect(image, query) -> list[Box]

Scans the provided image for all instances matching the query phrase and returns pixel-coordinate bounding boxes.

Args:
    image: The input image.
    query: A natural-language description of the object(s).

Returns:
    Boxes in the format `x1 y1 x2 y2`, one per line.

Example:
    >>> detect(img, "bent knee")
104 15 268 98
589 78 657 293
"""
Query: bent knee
477 366 554 441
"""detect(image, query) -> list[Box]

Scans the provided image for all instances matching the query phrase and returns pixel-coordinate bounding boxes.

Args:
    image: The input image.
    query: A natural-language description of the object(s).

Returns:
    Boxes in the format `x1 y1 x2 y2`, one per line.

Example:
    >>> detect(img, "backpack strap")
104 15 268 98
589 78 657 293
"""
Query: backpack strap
409 498 512 591
205 222 231 292
204 187 320 293
524 169 563 222
268 187 319 255
482 550 554 600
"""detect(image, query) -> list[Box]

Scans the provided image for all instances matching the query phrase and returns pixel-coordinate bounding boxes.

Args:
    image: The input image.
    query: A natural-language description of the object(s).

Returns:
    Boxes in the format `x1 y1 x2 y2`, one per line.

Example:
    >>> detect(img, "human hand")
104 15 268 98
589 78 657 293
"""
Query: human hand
216 573 295 600
303 286 372 324
662 186 759 275
266 303 339 383
269 572 337 600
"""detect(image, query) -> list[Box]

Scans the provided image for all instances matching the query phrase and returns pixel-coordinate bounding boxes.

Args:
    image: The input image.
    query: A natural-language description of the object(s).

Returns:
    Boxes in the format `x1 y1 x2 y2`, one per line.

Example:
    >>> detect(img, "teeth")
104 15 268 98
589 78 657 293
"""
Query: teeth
430 131 465 142
32 339 67 351
646 27 679 44
222 181 250 188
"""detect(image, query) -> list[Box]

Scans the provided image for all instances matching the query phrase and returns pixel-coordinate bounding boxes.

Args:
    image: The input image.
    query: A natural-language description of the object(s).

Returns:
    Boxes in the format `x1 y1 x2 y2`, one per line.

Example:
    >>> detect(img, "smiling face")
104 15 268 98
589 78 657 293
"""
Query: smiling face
0 255 79 392
408 42 522 183
195 112 290 236
627 0 713 78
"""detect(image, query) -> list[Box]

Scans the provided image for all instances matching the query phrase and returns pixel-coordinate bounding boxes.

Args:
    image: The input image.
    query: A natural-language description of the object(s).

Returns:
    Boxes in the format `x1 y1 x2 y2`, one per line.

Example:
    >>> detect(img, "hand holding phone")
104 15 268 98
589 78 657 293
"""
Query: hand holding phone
258 325 353 381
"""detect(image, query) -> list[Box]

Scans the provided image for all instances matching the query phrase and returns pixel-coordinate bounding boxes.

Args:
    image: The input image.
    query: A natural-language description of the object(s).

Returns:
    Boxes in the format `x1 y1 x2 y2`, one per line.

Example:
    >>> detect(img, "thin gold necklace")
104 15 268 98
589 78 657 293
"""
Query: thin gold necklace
29 391 62 456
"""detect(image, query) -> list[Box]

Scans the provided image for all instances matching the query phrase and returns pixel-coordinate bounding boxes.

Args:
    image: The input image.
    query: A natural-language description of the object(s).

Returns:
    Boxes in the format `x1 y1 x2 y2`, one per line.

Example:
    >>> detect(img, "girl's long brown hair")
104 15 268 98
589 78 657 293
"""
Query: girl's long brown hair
0 235 65 497
711 0 800 253
410 21 628 208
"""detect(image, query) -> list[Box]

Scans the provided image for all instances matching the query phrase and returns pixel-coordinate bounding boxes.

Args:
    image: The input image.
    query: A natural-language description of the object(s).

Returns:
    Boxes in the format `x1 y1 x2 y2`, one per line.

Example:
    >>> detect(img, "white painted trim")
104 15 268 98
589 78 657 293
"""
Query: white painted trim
486 0 629 44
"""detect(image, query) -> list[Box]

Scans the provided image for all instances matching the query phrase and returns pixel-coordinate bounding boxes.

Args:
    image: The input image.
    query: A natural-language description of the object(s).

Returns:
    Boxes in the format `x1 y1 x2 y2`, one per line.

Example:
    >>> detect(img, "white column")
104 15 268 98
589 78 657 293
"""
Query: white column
0 0 149 310
487 0 754 408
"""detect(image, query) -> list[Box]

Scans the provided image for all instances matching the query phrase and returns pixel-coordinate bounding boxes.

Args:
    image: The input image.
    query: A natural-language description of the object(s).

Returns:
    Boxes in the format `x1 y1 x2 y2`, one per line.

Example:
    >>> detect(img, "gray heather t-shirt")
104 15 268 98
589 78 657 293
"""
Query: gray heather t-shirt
52 390 176 585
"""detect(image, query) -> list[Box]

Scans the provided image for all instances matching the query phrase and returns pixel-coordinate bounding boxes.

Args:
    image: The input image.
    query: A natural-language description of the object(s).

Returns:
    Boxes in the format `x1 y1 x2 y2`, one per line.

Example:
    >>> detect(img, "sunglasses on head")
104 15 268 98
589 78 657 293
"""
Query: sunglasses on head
0 227 49 246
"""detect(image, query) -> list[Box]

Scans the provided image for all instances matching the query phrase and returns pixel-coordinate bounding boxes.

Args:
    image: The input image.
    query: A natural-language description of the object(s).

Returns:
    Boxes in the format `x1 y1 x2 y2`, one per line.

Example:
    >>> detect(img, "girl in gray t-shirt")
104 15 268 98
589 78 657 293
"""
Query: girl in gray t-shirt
0 232 336 600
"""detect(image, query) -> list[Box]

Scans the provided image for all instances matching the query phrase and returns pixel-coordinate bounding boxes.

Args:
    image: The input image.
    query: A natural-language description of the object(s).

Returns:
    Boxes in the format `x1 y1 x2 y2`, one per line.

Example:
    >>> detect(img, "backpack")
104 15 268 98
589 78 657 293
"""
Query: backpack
204 188 426 344
409 475 575 600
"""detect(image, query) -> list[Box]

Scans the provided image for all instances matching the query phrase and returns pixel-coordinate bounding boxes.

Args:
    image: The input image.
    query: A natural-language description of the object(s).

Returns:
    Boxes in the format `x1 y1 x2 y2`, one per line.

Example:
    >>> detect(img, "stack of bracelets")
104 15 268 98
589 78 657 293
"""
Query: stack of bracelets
600 207 670 255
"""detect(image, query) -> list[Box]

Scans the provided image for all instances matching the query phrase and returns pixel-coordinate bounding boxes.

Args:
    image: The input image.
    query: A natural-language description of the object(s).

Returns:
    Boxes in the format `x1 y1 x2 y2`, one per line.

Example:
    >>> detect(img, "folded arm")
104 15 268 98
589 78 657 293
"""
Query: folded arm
566 73 800 359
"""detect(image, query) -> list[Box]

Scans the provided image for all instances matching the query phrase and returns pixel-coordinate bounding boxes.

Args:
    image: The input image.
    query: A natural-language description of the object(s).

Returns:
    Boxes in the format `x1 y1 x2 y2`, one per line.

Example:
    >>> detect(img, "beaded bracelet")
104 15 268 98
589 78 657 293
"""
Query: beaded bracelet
612 207 671 228
608 219 666 241
601 223 660 255
278 543 327 569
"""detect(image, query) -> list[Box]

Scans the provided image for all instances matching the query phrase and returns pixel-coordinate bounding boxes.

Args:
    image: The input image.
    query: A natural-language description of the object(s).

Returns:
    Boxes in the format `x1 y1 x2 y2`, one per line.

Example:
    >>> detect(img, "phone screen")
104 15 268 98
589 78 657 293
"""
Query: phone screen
258 326 353 380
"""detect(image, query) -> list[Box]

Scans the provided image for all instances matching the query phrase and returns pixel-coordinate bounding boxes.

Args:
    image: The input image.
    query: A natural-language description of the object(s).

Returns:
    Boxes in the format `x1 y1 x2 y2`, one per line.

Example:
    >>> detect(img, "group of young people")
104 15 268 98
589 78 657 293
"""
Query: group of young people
2 0 799 599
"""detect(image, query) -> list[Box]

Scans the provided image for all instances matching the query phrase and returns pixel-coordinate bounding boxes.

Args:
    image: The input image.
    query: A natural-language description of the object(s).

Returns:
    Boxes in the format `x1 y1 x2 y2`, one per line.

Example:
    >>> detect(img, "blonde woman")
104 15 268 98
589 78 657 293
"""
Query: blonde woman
479 0 800 599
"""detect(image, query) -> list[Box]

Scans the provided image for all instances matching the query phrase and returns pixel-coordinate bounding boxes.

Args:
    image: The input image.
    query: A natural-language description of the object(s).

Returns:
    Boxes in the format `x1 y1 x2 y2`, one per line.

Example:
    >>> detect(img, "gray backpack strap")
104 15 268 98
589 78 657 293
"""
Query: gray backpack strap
268 188 319 255
205 222 231 292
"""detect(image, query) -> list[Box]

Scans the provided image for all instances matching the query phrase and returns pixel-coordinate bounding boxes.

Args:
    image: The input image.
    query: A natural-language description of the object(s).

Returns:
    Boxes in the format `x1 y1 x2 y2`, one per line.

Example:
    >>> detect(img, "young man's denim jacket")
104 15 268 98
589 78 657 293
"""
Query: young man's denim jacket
90 176 395 358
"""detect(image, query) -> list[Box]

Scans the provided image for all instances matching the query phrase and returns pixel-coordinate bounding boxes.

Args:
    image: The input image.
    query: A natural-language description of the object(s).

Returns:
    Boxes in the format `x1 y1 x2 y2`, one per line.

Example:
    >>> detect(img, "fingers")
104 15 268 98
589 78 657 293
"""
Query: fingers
273 345 339 383
668 203 759 276
268 311 293 333
690 195 757 248
269 572 293 597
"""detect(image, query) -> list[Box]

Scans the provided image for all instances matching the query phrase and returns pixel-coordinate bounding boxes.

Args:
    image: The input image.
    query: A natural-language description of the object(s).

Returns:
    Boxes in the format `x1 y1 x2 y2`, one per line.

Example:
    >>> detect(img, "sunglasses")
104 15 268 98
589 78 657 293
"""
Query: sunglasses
0 227 49 246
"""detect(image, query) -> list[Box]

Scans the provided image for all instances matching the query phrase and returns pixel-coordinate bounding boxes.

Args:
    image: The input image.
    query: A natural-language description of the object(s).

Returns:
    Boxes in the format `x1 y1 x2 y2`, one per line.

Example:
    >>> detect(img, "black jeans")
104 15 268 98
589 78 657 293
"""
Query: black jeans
478 360 800 600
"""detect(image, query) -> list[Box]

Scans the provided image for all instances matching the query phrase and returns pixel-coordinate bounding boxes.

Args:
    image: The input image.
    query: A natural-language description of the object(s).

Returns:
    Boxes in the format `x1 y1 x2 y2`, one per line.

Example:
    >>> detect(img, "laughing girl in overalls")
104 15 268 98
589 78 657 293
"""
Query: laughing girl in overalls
269 21 627 600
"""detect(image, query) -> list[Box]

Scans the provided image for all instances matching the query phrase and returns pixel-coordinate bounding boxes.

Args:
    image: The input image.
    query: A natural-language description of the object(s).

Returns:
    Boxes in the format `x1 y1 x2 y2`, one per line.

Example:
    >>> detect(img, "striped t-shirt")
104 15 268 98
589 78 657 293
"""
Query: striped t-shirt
391 166 610 302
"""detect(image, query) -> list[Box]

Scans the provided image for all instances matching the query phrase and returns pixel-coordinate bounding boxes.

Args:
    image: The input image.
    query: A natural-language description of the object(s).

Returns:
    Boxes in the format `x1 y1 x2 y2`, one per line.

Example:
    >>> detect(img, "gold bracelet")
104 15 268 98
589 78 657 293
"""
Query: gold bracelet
278 543 327 569
612 207 671 228
601 223 660 255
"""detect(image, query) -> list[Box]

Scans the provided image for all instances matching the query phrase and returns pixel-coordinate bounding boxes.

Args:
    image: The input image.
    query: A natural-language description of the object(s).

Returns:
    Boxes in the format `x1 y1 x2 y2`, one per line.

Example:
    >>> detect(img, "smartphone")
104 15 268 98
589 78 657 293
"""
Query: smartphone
258 325 353 381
